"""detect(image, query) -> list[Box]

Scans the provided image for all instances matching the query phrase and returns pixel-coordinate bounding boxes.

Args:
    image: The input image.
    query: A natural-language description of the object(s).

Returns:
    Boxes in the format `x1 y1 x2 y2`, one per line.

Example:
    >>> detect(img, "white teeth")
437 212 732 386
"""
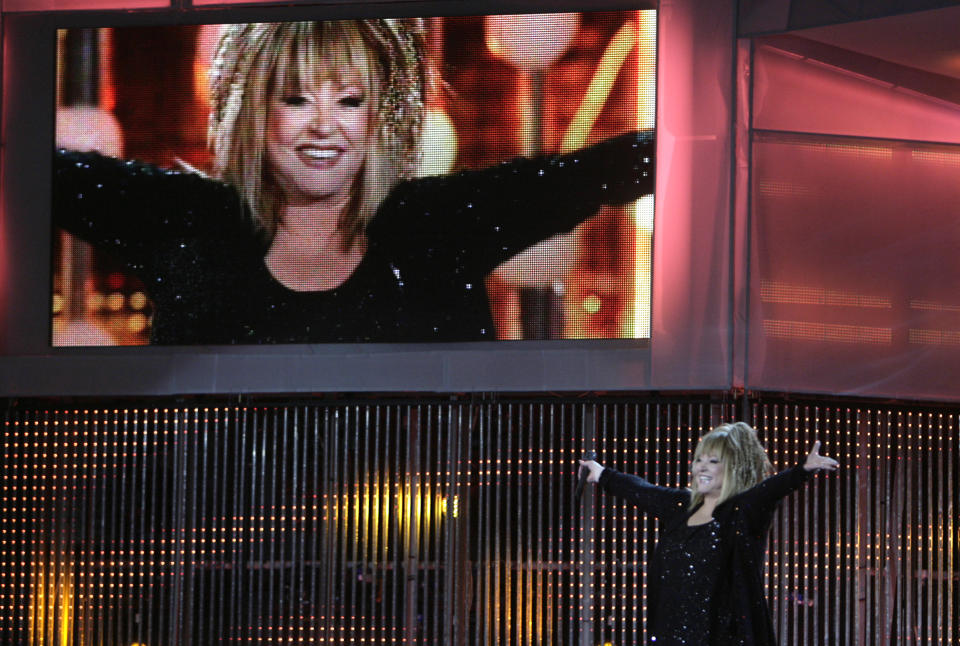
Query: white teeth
301 148 337 159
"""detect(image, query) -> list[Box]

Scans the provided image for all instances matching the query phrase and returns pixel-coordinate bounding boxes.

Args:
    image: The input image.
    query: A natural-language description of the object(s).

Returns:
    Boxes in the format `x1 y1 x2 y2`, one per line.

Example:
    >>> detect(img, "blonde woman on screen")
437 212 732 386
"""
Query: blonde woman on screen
55 19 653 344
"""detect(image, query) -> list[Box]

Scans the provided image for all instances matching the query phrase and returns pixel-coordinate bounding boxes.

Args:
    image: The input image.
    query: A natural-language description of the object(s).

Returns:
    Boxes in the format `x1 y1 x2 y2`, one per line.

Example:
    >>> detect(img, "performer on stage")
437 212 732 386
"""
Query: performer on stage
54 19 653 345
579 422 838 646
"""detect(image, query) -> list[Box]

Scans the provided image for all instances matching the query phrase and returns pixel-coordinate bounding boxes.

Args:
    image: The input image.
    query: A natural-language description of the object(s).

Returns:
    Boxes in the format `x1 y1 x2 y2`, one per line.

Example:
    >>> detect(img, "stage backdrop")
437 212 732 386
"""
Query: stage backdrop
3 392 957 645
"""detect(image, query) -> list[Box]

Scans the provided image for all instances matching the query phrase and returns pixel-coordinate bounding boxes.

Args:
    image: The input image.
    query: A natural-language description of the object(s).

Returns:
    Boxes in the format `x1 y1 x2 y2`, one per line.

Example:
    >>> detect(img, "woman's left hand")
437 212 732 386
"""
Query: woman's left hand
804 440 840 472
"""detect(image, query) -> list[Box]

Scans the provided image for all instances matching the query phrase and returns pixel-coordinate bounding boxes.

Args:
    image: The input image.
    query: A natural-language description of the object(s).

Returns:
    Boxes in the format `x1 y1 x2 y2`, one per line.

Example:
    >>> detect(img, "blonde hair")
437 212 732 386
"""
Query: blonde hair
689 422 773 510
208 19 427 248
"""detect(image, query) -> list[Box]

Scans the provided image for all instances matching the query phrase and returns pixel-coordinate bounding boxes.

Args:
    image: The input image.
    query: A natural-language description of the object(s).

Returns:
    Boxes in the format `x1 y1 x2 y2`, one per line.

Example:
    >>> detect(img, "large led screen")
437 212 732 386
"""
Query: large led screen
52 10 655 346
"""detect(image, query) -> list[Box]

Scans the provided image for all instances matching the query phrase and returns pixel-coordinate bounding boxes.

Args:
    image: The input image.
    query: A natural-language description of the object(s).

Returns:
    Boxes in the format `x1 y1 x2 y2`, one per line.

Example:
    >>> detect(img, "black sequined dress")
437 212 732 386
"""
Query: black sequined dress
653 519 724 645
598 465 814 646
53 132 654 344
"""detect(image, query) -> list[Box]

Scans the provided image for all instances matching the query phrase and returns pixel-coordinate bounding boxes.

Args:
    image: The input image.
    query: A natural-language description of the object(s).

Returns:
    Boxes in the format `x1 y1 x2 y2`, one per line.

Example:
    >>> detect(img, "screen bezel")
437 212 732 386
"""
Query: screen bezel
2 0 677 397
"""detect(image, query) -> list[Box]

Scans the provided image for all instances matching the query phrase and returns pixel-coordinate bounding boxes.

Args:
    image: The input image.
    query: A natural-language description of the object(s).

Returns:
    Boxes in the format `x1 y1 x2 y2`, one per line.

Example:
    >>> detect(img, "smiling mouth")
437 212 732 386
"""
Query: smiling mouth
298 146 341 163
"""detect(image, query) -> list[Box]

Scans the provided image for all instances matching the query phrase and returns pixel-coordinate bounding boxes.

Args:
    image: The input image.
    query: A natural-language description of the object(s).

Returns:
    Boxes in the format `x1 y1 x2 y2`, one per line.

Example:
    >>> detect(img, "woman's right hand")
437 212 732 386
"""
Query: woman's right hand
578 459 605 483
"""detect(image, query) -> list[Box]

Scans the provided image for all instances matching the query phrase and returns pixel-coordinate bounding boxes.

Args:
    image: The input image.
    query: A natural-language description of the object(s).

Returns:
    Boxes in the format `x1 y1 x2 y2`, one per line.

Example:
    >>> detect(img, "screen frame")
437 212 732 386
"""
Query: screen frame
2 0 738 397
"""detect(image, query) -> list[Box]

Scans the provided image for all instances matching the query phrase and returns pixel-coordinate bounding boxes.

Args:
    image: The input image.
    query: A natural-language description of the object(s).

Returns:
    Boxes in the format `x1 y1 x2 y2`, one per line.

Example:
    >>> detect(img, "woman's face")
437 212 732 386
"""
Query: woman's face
691 452 724 499
265 75 372 207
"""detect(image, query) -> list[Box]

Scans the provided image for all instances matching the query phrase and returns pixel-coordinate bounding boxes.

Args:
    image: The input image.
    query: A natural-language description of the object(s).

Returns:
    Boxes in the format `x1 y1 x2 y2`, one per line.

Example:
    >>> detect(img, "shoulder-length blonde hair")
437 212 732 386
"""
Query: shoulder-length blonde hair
208 19 427 248
689 421 774 510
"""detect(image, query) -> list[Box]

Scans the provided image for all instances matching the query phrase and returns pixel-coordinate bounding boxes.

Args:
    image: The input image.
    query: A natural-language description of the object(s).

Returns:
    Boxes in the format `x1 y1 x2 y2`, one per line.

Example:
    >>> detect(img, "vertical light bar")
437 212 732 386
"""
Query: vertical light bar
805 406 815 645
932 412 943 646
877 410 886 645
1 411 8 638
525 404 534 646
600 403 610 645
475 402 486 646
474 403 486 646
838 406 846 646
580 404 595 645
230 405 246 645
545 403 555 646
624 400 633 644
523 403 532 646
534 404 545 645
891 409 901 644
387 404 401 646
284 406 298 644
790 404 800 646
614 401 624 643
209 406 223 645
290 406 303 644
625 402 634 645
361 404 374 643
948 413 956 646
505 403 515 646
855 410 866 645
378 405 390 643
274 407 287 644
370 405 383 642
183 407 198 646
489 402 499 646
824 405 834 646
4 411 17 639
25 410 40 646
434 404 445 644
925 413 934 645
905 411 916 645
844 408 854 646
774 404 788 643
492 403 503 646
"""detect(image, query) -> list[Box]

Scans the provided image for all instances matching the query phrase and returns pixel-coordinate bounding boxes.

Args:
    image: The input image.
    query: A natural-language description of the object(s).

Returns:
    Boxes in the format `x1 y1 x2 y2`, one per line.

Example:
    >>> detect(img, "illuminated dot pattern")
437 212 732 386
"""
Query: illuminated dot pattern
1 397 957 644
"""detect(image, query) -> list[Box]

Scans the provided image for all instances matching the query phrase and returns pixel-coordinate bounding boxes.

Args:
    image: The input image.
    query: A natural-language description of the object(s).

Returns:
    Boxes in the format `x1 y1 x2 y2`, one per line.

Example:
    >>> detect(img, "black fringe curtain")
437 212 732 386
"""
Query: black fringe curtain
1 393 957 645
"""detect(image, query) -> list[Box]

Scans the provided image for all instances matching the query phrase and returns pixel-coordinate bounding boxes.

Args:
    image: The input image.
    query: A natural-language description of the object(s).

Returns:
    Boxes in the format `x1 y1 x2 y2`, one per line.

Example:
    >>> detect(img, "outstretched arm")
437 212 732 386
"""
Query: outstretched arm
54 149 245 255
580 457 689 520
369 130 655 275
742 441 838 535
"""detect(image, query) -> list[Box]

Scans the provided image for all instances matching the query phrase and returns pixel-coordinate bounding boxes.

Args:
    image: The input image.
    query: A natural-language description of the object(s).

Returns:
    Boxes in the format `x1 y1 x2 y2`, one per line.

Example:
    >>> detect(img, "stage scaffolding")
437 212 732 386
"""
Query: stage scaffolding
1 392 957 645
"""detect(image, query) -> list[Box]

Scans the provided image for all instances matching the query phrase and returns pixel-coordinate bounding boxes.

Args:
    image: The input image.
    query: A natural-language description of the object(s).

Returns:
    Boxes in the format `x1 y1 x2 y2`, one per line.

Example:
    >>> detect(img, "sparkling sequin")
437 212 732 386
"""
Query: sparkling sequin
652 519 721 645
